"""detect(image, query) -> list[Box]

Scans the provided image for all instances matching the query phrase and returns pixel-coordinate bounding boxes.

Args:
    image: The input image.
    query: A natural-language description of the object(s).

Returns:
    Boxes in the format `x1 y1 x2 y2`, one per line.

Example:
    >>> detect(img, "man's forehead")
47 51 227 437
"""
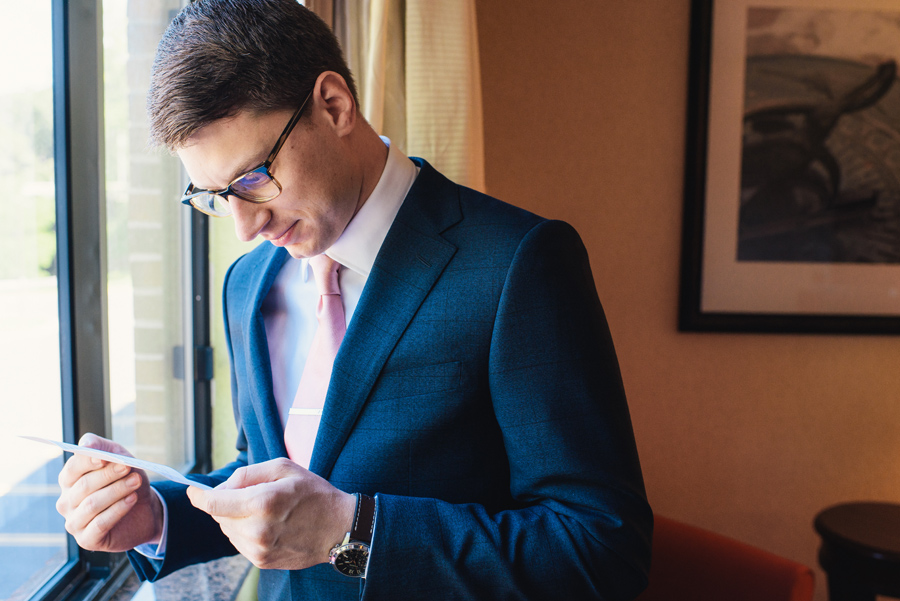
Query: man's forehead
177 111 281 189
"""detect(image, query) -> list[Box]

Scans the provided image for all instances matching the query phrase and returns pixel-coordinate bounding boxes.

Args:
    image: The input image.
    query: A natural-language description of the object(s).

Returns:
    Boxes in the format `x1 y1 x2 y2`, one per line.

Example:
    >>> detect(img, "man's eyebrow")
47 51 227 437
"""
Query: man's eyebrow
196 154 266 191
227 157 265 182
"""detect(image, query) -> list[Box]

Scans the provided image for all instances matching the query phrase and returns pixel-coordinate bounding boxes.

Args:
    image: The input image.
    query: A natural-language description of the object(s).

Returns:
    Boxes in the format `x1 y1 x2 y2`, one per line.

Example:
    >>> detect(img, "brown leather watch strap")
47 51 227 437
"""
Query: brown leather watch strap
350 494 376 545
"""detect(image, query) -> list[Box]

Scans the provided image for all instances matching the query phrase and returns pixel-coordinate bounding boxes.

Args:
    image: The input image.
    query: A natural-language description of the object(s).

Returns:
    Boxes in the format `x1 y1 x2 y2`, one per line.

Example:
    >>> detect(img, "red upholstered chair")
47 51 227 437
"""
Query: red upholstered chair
636 515 815 601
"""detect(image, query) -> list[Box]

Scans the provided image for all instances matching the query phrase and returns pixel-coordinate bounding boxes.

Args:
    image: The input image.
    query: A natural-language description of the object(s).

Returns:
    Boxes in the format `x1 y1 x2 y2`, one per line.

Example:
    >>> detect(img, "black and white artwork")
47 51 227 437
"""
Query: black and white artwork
680 1 900 332
738 9 900 264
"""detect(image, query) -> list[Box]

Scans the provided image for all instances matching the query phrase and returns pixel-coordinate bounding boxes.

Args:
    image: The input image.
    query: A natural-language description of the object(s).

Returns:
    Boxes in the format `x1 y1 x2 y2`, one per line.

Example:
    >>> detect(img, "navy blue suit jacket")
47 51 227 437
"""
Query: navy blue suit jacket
130 159 652 600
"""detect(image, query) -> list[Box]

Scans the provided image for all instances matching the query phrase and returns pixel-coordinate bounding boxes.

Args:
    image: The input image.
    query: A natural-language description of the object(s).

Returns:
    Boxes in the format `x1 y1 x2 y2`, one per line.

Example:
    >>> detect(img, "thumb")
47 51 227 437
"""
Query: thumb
187 485 246 519
77 433 135 466
219 458 302 490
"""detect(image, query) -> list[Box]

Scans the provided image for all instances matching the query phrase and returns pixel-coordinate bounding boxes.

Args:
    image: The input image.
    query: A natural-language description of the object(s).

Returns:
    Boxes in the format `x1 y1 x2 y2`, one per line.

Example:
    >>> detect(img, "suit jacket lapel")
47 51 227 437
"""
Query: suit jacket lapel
238 244 291 460
311 160 462 477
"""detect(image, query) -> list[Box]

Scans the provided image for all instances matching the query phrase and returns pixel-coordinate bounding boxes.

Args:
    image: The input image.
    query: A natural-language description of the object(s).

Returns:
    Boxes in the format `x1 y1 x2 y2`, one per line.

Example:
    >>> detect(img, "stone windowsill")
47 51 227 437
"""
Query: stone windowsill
110 556 252 601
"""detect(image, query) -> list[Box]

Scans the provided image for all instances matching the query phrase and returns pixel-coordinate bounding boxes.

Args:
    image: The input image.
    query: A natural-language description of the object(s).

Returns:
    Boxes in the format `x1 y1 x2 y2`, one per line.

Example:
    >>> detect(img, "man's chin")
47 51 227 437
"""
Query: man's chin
284 242 320 260
284 245 311 259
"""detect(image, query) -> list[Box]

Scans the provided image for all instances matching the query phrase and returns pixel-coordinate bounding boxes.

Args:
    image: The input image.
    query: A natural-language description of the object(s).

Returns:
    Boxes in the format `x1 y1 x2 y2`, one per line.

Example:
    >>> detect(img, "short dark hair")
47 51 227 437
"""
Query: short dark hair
147 0 358 150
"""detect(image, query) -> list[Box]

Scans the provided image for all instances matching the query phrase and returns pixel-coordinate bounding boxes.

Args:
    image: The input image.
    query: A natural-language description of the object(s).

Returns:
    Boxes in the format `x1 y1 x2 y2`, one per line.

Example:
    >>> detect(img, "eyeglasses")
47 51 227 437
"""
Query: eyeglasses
180 91 313 217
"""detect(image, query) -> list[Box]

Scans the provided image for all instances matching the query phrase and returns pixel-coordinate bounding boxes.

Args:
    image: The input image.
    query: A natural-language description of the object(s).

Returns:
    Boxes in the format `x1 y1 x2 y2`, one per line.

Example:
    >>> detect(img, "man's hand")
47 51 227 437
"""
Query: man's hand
56 433 163 553
186 458 355 570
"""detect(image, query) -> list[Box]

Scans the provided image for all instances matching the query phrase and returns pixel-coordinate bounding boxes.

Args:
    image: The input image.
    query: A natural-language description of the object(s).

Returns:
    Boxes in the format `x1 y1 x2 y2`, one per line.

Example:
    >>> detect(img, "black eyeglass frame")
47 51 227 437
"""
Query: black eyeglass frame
180 90 313 215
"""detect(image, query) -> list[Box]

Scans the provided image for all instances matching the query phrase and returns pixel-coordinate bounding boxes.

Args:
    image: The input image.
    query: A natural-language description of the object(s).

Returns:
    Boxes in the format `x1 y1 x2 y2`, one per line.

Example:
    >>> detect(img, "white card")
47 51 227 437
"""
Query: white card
21 435 212 490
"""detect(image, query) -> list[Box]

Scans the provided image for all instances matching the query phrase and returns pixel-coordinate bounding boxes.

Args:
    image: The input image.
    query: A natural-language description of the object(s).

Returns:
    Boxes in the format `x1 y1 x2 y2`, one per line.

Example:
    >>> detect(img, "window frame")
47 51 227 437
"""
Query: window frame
28 2 212 600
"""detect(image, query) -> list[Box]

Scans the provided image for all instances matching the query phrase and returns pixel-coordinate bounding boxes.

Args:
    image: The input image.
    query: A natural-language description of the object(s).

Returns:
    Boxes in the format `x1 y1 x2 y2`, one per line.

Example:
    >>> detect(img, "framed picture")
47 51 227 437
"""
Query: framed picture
679 0 900 333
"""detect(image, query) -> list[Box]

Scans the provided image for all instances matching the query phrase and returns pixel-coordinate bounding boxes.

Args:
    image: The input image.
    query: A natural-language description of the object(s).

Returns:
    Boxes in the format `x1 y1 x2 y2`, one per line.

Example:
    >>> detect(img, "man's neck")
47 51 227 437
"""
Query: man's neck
350 121 391 217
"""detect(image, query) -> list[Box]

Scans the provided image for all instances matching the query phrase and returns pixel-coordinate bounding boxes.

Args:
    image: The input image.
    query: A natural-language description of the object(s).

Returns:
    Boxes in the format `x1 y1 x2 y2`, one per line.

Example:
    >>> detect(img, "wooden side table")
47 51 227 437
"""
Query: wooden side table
814 502 900 601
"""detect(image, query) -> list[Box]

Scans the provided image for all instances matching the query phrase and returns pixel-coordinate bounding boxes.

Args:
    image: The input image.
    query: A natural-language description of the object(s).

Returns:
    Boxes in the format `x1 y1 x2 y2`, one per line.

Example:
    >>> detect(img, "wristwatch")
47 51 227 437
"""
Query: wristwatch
329 493 375 577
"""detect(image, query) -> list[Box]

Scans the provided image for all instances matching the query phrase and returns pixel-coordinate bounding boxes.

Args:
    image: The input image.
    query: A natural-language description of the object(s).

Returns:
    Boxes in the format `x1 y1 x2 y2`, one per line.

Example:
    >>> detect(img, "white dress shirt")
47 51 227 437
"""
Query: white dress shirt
138 138 418 560
264 138 419 428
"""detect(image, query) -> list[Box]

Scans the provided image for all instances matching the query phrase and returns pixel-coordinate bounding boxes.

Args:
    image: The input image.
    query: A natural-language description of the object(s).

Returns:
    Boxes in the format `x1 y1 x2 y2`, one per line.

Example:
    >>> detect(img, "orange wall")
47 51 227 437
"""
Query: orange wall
477 3 900 598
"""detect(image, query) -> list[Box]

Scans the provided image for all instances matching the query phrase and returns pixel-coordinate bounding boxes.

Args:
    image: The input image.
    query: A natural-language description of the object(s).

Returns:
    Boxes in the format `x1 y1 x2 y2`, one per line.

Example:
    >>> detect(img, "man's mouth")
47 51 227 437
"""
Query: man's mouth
269 222 299 246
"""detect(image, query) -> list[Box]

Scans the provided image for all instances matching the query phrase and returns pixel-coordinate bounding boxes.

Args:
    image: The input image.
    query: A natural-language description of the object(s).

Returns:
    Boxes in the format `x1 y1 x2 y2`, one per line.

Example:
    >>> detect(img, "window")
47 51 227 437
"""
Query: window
0 2 207 600
104 0 195 472
0 3 67 599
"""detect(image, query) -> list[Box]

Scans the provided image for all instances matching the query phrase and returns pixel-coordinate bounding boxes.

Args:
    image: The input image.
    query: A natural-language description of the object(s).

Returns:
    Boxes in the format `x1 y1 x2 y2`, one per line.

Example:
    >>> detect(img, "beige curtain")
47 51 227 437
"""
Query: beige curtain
331 0 485 192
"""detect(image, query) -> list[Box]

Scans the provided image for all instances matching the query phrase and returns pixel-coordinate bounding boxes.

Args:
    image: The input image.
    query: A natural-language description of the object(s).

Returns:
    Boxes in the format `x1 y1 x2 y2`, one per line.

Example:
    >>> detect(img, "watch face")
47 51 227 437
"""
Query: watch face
331 543 369 577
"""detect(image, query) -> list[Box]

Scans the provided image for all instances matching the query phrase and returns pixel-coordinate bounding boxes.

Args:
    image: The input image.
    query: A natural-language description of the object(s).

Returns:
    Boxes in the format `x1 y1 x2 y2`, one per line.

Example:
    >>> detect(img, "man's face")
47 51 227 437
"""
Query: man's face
176 107 363 259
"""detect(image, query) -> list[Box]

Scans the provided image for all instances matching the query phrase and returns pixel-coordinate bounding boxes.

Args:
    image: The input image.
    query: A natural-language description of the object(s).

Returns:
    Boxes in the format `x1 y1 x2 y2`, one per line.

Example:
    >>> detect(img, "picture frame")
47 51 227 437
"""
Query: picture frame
679 0 900 334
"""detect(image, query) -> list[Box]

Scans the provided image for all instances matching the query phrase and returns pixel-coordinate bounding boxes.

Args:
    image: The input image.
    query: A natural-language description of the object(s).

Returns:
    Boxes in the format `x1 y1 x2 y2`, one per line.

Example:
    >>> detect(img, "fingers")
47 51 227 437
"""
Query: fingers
59 456 124 493
58 454 103 489
56 434 144 546
58 433 134 489
59 470 144 547
79 490 139 546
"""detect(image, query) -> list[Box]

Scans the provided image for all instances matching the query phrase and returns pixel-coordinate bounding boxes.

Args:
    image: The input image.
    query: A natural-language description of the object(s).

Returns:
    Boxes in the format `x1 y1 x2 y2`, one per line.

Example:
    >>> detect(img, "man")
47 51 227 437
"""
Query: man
56 1 653 599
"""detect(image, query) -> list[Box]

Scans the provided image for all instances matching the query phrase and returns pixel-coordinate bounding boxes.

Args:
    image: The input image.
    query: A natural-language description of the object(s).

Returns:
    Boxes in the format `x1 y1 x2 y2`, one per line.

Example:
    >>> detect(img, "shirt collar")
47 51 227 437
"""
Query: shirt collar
302 137 418 281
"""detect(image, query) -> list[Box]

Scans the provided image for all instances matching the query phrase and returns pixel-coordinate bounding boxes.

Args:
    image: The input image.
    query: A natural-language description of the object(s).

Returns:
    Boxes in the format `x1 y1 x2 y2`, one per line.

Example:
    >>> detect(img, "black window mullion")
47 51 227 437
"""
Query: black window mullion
46 0 87 599
190 211 213 475
56 0 110 444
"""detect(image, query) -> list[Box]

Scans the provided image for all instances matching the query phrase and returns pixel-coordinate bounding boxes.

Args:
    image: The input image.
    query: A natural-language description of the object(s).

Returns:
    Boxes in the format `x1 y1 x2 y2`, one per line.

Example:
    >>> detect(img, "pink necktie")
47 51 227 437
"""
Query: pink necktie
284 255 346 468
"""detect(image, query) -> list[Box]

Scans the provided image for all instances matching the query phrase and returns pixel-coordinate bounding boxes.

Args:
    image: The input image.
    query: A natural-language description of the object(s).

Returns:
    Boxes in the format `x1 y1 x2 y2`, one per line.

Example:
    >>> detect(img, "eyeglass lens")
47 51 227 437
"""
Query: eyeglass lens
189 168 283 216
230 169 281 201
190 194 232 216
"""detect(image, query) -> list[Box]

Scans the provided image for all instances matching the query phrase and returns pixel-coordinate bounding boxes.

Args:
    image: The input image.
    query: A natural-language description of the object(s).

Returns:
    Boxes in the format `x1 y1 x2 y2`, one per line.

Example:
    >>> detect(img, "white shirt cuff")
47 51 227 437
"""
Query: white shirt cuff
132 486 169 560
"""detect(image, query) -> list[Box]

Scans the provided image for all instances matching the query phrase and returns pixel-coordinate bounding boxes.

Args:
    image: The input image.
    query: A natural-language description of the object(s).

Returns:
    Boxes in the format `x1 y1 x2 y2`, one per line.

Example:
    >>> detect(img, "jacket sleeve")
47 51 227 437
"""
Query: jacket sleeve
362 220 653 600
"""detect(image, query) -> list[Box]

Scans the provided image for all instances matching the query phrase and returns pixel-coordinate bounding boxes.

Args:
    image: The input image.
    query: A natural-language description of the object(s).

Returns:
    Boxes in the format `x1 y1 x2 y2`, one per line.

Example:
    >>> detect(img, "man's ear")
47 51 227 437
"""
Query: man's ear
313 71 356 137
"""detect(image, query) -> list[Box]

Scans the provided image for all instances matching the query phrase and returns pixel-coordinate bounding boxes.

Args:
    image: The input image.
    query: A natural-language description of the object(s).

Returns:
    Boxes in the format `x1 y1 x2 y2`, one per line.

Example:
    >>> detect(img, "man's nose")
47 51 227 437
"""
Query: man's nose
229 196 268 242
